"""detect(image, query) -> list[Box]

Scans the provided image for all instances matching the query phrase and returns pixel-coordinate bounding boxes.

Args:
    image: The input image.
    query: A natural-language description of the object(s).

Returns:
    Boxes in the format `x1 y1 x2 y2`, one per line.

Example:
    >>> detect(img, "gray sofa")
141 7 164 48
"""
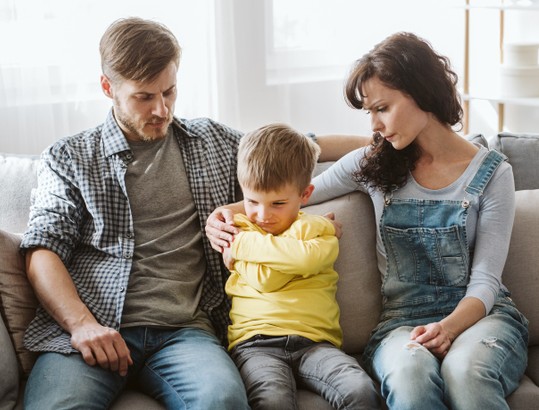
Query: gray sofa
1 132 538 409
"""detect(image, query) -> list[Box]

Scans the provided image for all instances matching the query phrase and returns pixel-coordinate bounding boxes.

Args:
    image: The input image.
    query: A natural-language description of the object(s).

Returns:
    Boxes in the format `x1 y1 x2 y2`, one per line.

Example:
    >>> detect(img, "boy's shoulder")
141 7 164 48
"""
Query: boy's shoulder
291 212 336 237
297 212 331 225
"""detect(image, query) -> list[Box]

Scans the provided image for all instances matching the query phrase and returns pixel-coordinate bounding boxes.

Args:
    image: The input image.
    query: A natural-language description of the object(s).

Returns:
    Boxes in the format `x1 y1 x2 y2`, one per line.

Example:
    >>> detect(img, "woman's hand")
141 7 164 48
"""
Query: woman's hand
323 212 343 239
410 298 485 359
410 322 455 359
205 205 242 253
222 246 235 270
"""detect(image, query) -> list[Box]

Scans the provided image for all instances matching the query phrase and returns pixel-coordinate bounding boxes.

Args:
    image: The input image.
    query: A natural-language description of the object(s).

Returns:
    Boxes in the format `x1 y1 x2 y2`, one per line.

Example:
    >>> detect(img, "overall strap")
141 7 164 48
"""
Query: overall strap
465 149 507 196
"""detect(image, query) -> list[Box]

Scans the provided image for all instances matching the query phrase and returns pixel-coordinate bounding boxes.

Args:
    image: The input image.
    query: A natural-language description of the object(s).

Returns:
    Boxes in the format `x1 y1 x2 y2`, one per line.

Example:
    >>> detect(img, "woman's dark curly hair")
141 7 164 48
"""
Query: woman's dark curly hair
345 32 463 193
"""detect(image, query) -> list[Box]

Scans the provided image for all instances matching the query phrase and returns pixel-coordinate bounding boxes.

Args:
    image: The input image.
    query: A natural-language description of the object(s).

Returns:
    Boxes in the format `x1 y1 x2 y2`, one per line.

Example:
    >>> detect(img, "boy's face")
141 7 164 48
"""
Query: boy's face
242 183 314 235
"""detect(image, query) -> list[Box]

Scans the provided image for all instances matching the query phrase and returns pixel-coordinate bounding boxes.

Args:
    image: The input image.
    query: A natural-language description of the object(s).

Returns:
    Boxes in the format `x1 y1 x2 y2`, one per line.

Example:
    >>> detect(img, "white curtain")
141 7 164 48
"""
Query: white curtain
0 0 222 155
4 0 534 156
1 0 468 156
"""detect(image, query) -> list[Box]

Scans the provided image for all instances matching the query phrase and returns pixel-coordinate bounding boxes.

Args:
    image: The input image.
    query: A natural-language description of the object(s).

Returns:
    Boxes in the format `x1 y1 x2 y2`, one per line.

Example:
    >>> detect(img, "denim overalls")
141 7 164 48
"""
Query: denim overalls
363 150 529 409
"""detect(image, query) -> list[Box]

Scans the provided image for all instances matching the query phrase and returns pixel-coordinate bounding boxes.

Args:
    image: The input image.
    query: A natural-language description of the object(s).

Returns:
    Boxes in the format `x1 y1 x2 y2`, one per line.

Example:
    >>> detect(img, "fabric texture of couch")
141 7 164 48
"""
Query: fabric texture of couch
1 132 538 409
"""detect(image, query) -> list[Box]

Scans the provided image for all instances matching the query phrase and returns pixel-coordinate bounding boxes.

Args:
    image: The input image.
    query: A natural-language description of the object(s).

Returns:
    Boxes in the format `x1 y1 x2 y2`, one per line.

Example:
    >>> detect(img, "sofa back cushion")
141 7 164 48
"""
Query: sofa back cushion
0 153 39 233
490 132 539 191
303 191 381 354
502 189 539 346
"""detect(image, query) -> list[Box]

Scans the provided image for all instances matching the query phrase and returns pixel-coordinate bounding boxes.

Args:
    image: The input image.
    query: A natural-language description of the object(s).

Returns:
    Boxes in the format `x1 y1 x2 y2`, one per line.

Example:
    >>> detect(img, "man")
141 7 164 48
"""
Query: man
21 17 369 409
21 17 249 409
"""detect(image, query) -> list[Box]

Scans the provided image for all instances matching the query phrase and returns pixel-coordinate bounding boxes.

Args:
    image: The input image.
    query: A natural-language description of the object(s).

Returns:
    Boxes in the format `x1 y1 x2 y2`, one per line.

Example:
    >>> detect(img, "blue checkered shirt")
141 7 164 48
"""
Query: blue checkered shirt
20 109 242 353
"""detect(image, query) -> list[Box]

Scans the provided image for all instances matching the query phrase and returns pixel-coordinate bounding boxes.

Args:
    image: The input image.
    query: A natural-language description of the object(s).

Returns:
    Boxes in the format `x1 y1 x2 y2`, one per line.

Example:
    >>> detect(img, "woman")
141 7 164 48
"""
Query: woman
309 32 528 409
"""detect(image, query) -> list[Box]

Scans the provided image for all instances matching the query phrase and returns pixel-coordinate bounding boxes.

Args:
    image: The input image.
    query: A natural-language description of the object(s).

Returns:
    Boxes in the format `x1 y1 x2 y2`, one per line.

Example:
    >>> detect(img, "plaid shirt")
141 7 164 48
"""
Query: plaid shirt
21 110 242 353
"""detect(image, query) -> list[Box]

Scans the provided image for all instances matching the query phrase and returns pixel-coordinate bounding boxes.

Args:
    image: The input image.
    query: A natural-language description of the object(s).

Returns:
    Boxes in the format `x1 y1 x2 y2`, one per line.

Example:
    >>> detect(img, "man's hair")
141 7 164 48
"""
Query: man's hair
237 124 320 194
99 17 181 83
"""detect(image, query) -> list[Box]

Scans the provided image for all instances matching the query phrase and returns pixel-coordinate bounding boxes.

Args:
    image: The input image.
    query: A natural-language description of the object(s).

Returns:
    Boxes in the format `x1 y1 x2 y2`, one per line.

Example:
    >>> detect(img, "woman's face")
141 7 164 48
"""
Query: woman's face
361 76 431 150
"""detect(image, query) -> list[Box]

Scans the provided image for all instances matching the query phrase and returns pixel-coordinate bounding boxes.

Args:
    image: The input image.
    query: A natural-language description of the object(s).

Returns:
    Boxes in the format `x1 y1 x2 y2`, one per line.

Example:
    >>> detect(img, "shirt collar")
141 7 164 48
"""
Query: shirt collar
101 109 195 158
101 109 131 158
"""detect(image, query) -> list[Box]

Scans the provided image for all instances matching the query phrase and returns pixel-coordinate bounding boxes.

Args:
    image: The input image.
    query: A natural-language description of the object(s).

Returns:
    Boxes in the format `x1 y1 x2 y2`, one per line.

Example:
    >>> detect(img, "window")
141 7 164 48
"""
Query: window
266 0 464 84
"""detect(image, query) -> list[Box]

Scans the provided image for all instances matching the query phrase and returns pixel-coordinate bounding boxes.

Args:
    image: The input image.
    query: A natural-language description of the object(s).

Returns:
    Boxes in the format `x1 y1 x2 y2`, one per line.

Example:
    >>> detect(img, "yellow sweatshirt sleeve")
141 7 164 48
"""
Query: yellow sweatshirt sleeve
231 214 339 292
232 260 292 292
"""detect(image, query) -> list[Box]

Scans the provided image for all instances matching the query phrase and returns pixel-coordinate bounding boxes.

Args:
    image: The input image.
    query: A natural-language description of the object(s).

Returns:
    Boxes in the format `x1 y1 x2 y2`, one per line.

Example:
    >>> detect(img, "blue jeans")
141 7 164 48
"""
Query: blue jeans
371 304 528 410
231 335 380 410
24 327 249 410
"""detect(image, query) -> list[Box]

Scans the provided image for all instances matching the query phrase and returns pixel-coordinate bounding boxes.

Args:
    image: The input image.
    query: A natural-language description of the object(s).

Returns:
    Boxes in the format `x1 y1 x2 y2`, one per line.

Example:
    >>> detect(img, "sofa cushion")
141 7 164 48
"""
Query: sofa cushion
0 229 38 376
466 133 489 148
303 191 382 354
489 133 539 191
0 153 39 233
506 375 539 410
502 190 539 346
110 390 165 409
528 346 539 386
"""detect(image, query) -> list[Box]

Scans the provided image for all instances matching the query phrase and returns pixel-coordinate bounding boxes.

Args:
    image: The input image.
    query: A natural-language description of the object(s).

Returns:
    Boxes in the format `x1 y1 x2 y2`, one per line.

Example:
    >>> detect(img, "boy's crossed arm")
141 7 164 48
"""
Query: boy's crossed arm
226 218 338 292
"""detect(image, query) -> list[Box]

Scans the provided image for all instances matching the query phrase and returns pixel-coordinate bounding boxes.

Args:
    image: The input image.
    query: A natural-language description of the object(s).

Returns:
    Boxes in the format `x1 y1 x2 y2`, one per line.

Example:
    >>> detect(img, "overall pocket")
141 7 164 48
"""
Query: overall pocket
384 224 469 287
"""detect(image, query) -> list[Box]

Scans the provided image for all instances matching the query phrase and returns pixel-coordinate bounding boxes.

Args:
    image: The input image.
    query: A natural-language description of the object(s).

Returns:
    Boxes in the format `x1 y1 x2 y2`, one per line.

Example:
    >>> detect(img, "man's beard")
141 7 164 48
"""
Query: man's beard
114 105 172 142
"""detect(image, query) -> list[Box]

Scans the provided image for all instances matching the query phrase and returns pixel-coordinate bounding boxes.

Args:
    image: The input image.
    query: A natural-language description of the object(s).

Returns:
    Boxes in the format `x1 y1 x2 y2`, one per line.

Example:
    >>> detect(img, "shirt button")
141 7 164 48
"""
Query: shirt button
119 286 126 292
123 252 132 259
125 232 134 239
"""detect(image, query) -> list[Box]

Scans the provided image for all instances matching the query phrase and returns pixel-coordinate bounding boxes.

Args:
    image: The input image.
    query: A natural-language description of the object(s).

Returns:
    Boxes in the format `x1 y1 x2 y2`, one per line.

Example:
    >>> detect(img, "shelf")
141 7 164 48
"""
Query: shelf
462 94 539 107
462 1 539 132
464 5 539 10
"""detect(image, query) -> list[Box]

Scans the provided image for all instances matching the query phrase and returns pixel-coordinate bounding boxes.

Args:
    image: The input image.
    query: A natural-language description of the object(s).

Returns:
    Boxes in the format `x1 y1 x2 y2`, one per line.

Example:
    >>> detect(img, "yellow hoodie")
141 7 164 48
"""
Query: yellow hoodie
226 212 342 350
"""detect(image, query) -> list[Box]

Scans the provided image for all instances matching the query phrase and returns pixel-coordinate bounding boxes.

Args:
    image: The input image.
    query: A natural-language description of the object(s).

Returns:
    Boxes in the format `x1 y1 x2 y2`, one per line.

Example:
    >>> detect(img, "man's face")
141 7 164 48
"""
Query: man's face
101 61 178 142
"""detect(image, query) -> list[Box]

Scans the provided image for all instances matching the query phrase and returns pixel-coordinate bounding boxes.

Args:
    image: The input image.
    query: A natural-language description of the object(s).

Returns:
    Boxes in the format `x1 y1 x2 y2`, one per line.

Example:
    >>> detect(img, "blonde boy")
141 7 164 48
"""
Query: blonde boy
224 124 379 409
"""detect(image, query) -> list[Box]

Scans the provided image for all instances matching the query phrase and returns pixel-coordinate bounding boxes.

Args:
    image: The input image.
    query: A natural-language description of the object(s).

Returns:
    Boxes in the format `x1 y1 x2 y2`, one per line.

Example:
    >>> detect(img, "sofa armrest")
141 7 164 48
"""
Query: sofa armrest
502 189 539 347
0 229 39 377
0 310 19 409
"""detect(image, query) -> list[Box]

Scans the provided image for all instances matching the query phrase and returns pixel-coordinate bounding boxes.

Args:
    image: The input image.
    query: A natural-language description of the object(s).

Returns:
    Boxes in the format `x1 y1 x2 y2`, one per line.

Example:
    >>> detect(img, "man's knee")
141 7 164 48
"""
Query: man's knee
25 352 124 410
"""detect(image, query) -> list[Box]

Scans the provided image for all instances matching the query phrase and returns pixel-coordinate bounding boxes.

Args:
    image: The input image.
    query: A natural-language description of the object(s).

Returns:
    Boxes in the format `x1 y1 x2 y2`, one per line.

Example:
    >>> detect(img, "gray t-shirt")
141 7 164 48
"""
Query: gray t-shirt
310 144 515 314
121 131 213 333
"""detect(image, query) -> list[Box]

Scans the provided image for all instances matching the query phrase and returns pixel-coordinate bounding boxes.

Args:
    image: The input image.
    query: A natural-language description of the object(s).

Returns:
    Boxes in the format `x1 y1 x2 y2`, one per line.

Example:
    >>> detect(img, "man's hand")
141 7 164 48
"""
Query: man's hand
323 212 343 239
205 207 241 252
70 323 133 376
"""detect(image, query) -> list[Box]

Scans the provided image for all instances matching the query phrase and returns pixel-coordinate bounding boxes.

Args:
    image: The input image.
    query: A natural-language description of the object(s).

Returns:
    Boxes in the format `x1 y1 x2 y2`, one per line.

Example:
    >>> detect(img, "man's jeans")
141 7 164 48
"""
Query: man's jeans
24 327 249 410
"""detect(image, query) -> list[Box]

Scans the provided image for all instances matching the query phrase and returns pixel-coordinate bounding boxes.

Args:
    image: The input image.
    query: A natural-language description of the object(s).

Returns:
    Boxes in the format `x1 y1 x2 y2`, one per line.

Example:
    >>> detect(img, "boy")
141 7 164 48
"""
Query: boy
224 124 379 409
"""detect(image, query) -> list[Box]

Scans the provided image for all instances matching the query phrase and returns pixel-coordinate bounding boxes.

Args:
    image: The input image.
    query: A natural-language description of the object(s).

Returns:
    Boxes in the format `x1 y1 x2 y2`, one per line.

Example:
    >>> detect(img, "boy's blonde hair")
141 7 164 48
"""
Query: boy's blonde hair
237 124 320 193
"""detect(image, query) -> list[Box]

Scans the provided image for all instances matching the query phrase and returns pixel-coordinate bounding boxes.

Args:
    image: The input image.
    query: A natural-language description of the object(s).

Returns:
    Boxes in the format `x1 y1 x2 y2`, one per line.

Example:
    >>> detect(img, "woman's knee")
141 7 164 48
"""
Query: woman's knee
372 331 445 410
